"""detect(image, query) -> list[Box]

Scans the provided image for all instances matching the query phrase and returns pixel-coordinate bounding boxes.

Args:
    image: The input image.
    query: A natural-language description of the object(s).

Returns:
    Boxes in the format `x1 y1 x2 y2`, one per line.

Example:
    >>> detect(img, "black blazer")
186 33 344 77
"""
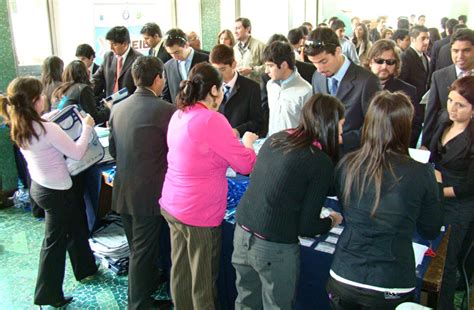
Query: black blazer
109 88 177 216
332 154 442 289
162 50 209 104
57 83 110 124
429 117 474 202
149 44 172 64
422 65 457 147
369 28 381 43
430 36 450 73
296 61 316 84
312 62 381 153
92 48 142 98
91 63 100 75
384 77 422 148
399 47 430 101
436 44 453 71
218 74 263 137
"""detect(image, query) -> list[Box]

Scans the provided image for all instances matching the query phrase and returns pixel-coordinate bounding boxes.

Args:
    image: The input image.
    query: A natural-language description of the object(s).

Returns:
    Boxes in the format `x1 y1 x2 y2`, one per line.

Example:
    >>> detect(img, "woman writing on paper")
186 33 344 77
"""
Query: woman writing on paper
0 77 97 307
232 94 345 309
327 91 443 309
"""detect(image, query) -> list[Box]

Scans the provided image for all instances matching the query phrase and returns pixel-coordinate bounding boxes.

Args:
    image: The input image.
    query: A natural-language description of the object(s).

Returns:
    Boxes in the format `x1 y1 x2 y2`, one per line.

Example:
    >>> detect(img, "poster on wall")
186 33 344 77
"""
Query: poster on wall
93 2 158 65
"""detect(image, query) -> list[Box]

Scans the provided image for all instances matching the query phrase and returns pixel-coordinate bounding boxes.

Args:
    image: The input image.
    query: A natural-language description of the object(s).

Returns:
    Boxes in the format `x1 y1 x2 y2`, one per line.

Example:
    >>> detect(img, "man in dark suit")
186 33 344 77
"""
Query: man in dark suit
140 22 172 64
367 39 422 147
161 28 208 104
369 16 386 43
75 43 99 76
306 28 381 153
399 25 431 103
422 29 474 148
435 24 469 71
92 26 141 99
430 18 458 73
109 56 176 309
210 44 263 137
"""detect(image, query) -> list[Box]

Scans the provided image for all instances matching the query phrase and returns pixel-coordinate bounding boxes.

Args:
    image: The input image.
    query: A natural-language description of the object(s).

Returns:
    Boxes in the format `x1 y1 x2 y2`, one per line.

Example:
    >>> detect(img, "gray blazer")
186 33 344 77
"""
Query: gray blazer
109 87 177 216
422 65 457 147
312 62 381 153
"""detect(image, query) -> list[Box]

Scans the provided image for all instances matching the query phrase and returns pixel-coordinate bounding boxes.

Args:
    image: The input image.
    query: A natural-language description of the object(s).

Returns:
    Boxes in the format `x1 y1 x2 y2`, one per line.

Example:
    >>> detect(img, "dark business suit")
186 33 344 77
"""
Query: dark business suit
422 64 457 147
148 43 172 65
109 87 176 309
369 28 381 43
429 118 474 309
162 50 208 104
399 47 431 102
92 48 142 98
219 74 263 137
436 43 454 71
296 60 316 84
430 36 450 73
91 63 99 75
384 77 422 147
312 62 381 153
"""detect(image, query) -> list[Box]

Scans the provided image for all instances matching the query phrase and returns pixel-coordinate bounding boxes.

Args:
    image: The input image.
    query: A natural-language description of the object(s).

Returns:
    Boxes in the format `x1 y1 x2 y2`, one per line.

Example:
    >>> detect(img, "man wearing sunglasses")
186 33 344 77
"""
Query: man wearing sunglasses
306 28 381 153
366 40 422 147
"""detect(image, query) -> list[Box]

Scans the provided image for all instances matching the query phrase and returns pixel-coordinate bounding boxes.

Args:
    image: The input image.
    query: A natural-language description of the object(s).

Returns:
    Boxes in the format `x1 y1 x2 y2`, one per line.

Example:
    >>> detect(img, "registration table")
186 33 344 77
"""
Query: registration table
93 167 448 310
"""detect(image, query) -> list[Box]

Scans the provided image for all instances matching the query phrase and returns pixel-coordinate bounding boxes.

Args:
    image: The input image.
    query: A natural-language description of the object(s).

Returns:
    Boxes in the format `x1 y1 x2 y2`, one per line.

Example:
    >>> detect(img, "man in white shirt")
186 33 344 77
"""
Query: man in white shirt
264 41 312 136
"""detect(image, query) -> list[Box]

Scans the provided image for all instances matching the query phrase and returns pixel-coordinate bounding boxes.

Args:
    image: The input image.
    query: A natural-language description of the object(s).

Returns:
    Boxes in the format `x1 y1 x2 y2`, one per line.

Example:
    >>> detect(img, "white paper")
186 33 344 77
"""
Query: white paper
99 137 109 147
298 237 315 247
315 242 336 254
330 226 344 235
408 148 431 164
325 236 339 244
412 242 429 267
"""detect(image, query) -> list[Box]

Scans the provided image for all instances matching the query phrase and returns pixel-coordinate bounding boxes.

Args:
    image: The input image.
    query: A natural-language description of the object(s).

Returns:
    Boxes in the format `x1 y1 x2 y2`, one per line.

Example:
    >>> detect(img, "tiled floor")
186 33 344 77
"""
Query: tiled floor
0 205 169 309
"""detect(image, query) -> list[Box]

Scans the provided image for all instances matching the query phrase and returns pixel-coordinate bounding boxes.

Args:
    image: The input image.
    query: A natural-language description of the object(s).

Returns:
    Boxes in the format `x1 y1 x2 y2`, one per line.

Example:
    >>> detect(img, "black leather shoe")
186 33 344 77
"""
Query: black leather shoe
50 296 73 308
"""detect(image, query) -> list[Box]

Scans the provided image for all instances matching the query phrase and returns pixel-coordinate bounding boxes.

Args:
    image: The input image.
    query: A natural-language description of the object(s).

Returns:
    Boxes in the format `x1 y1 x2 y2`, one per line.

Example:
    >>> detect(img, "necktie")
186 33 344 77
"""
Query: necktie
223 85 231 104
179 60 187 80
459 70 473 78
148 47 154 56
113 56 123 93
329 78 338 96
238 42 247 56
421 54 428 72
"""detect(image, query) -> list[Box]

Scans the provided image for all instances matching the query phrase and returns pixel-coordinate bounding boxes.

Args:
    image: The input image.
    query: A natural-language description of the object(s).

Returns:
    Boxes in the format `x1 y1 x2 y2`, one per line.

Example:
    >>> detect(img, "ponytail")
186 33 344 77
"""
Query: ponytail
0 77 45 148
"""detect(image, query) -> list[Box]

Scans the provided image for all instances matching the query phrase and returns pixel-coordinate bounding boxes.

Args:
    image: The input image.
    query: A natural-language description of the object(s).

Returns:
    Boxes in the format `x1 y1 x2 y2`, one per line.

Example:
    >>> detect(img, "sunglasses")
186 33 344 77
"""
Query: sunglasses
304 40 337 49
373 58 397 65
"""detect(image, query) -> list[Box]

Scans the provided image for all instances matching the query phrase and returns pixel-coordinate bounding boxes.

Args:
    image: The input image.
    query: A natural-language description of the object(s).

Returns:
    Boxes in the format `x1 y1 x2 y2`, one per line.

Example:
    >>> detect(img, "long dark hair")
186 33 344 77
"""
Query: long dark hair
52 60 90 102
41 56 64 86
176 63 223 110
352 23 369 47
0 77 45 148
339 90 413 216
271 93 345 162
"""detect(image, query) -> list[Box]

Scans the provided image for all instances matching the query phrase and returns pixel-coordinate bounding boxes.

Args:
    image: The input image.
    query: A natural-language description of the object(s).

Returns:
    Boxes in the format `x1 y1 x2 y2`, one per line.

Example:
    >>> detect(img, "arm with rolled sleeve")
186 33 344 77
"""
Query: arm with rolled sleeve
207 113 256 175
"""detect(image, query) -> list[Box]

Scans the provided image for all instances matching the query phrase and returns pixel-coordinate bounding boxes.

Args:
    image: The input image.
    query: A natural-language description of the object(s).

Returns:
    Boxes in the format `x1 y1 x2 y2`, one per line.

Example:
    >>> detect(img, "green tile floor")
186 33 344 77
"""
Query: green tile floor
0 204 471 309
0 205 170 309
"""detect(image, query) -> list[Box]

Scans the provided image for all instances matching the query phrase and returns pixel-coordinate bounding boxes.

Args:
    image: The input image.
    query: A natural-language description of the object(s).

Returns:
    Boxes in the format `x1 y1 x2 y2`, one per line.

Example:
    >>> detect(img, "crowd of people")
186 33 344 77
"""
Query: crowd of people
0 11 473 310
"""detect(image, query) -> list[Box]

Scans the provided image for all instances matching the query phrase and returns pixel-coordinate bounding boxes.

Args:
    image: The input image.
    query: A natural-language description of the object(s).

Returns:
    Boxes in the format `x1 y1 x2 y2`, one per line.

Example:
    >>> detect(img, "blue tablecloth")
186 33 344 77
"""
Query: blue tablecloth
91 169 443 310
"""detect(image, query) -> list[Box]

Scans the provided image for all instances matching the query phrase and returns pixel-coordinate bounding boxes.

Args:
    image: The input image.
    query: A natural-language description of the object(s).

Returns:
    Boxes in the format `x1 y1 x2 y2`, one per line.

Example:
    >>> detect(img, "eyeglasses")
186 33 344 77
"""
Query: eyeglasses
373 58 397 65
304 40 337 49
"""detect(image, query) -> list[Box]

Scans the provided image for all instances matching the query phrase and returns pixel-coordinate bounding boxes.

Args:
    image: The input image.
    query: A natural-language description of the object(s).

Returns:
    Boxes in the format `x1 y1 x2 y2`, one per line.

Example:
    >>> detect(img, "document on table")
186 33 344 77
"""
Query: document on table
408 148 430 164
299 237 315 247
412 242 429 267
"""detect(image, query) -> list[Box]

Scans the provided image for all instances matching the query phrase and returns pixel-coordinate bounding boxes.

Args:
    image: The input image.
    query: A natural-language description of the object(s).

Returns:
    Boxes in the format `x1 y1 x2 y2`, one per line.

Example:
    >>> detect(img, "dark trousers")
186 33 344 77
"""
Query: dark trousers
438 201 474 310
161 208 222 310
31 181 97 305
326 277 414 310
121 213 163 310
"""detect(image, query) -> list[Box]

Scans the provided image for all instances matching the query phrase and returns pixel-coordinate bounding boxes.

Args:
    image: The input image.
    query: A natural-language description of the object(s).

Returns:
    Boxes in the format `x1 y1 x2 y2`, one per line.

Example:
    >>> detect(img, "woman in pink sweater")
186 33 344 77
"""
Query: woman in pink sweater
160 63 258 309
0 77 97 308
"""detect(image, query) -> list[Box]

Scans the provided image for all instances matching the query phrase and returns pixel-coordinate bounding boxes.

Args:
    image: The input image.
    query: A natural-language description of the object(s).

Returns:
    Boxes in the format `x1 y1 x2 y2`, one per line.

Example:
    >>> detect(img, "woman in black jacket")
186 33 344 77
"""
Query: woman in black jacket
429 76 474 309
327 91 443 309
52 60 111 124
233 94 345 309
